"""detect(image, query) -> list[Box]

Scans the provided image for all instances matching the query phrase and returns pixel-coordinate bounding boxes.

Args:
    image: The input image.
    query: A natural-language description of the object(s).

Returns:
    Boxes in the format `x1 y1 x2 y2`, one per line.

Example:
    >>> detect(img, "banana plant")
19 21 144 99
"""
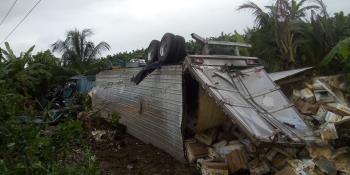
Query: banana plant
0 42 51 96
322 37 350 90
323 37 350 65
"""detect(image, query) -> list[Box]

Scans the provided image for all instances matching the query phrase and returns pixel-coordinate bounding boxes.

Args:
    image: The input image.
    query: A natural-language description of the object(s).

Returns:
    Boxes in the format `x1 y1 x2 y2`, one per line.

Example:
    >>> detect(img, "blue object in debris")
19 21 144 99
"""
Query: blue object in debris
69 75 96 93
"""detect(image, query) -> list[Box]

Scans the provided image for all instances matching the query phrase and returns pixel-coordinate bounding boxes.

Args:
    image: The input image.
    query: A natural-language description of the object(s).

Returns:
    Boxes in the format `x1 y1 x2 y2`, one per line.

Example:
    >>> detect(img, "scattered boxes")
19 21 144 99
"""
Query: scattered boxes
324 103 350 116
216 141 242 157
306 144 333 159
319 123 338 141
276 159 316 175
290 89 301 102
314 156 337 175
212 140 227 154
195 128 218 146
208 147 224 161
314 105 327 122
201 161 229 175
248 159 270 175
275 166 297 175
295 99 319 115
185 139 209 163
341 116 350 121
225 148 248 173
266 148 290 170
300 88 315 103
315 90 335 103
186 75 350 175
324 111 342 123
332 147 350 174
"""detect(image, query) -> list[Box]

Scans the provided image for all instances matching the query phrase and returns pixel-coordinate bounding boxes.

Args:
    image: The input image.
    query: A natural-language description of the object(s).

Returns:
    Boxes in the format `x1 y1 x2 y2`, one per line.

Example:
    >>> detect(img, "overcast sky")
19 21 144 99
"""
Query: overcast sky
0 0 349 55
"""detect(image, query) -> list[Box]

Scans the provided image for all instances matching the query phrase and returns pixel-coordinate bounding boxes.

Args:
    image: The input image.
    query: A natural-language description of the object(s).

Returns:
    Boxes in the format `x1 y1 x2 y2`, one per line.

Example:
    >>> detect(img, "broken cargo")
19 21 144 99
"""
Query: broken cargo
92 33 315 162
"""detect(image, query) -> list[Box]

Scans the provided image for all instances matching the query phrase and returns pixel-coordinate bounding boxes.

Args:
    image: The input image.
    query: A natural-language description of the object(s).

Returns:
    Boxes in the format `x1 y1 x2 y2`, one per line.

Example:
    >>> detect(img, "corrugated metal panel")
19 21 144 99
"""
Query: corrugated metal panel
187 58 315 144
269 67 313 81
93 65 185 161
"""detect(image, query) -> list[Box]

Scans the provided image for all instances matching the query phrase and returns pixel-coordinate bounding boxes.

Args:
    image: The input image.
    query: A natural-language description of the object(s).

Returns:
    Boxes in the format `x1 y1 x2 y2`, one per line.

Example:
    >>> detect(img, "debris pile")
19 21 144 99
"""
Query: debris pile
291 75 350 146
185 75 350 175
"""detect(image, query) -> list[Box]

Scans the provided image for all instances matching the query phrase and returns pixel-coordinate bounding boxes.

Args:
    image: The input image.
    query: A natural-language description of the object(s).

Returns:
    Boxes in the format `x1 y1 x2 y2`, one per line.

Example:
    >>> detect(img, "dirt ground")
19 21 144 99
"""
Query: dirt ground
84 117 196 175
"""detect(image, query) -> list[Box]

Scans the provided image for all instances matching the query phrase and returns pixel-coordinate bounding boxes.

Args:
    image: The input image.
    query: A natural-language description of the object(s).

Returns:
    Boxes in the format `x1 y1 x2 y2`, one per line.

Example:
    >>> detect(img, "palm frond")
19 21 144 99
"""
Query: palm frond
89 41 110 59
313 0 328 17
4 42 16 60
81 29 93 38
23 45 35 61
237 1 269 28
296 0 309 9
83 42 94 62
297 5 320 14
51 40 68 53
51 28 110 68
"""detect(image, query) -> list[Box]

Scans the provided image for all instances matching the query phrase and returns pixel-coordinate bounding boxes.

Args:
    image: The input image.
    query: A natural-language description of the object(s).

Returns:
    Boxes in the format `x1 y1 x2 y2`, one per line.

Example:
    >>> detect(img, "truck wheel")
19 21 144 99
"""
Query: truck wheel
175 35 186 62
146 40 160 64
158 33 177 64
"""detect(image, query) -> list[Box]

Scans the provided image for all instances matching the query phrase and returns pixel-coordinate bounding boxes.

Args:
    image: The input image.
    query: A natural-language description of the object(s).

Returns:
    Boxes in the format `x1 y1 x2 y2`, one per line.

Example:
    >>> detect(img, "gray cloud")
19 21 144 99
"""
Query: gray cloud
0 0 349 55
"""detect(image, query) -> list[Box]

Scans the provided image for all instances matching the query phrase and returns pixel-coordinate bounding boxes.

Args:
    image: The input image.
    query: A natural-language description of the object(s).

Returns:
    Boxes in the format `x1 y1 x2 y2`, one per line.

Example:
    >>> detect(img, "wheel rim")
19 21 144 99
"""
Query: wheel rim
160 42 167 57
147 52 152 62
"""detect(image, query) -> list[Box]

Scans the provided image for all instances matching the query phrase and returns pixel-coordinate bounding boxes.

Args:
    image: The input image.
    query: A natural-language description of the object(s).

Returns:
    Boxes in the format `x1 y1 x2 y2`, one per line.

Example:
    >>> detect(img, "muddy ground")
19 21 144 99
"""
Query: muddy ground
84 117 196 175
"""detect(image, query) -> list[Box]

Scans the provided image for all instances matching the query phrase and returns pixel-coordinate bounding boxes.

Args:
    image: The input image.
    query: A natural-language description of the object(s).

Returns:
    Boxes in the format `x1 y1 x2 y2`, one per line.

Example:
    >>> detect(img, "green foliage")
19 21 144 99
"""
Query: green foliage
110 112 121 128
322 37 350 89
51 121 83 152
246 27 282 71
186 31 249 55
0 43 99 174
323 37 350 64
109 112 126 133
332 11 350 41
68 93 92 110
49 148 98 175
185 40 201 55
105 48 145 66
0 120 98 175
0 43 52 112
239 0 350 72
239 0 321 69
51 28 110 74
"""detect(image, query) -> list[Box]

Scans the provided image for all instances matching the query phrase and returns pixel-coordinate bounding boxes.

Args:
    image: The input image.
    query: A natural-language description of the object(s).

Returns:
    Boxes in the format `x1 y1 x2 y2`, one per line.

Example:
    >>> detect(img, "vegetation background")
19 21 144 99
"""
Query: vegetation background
0 0 350 174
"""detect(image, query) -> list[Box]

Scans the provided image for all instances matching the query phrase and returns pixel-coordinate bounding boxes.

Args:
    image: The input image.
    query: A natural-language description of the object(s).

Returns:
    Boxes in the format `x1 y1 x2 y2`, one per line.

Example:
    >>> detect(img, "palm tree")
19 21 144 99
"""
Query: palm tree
51 29 110 70
295 0 337 69
238 0 320 69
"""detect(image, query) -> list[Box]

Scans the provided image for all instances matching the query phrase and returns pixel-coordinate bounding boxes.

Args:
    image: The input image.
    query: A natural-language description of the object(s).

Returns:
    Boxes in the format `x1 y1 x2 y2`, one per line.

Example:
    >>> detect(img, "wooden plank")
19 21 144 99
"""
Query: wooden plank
196 87 227 132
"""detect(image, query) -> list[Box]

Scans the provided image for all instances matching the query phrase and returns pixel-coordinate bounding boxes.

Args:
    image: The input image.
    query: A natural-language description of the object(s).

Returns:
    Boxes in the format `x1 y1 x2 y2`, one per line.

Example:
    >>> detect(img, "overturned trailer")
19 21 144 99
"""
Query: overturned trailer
92 33 315 162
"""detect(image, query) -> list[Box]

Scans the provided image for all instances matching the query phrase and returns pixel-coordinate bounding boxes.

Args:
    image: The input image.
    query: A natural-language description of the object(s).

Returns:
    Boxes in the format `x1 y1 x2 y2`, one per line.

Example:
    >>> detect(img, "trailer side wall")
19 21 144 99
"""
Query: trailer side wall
93 65 185 161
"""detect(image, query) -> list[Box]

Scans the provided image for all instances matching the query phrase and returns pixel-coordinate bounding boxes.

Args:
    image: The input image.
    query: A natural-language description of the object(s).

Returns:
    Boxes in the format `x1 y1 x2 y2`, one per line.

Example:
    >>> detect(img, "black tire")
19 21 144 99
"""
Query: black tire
174 35 186 63
145 40 160 64
158 33 177 64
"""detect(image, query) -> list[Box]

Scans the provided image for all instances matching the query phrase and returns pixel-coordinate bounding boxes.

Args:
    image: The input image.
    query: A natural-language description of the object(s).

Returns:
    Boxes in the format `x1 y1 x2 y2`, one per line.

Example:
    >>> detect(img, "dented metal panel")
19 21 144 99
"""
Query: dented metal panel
93 65 185 161
269 67 313 82
187 57 314 144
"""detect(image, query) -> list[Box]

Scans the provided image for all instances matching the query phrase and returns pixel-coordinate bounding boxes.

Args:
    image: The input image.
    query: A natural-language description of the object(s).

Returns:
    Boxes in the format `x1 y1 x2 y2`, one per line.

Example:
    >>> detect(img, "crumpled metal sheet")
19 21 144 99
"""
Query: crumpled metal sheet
269 67 313 82
92 65 185 161
188 64 314 144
